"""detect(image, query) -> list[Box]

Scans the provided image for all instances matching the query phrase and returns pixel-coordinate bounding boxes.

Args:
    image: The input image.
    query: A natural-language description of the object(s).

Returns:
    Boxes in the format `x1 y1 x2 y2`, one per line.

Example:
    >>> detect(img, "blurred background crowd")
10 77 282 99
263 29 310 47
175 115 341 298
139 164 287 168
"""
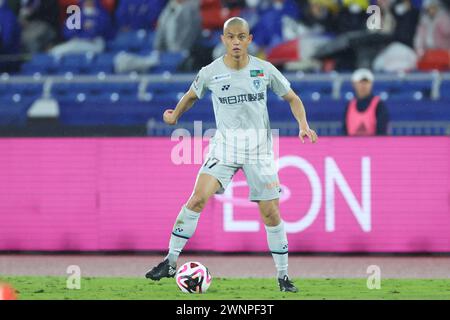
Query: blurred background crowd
1 0 450 74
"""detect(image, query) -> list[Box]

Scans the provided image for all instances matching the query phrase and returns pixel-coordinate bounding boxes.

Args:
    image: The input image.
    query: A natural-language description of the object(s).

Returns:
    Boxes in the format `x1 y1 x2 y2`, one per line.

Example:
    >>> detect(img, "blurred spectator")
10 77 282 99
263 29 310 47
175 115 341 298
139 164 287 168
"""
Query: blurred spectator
372 0 420 72
100 0 115 12
62 0 112 40
50 0 112 56
262 0 336 71
56 0 116 25
201 0 242 30
313 0 415 70
114 0 201 73
223 0 246 8
57 0 79 26
414 0 450 58
0 0 21 73
0 0 21 56
245 0 271 8
115 0 167 31
19 0 60 53
352 0 397 69
18 0 60 28
252 0 300 50
372 41 418 73
241 0 263 23
153 0 201 52
343 69 389 136
301 0 337 34
377 0 396 35
392 0 420 48
335 0 368 34
442 0 450 9
312 0 369 70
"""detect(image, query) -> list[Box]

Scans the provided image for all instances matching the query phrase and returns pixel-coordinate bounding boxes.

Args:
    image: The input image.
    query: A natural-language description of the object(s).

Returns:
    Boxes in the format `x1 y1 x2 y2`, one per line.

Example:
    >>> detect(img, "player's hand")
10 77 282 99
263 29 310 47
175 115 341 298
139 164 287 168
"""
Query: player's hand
163 109 178 125
299 127 318 144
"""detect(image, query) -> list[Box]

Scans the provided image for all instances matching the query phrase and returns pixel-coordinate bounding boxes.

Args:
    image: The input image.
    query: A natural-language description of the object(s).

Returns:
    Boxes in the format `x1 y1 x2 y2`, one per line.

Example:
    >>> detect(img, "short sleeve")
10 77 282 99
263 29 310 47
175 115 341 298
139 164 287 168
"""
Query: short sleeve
190 67 209 99
268 63 291 97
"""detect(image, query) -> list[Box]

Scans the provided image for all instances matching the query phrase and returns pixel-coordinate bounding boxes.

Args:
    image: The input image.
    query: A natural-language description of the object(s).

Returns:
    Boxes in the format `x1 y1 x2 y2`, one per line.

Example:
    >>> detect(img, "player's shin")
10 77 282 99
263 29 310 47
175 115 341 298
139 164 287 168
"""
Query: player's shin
165 205 201 267
265 221 289 279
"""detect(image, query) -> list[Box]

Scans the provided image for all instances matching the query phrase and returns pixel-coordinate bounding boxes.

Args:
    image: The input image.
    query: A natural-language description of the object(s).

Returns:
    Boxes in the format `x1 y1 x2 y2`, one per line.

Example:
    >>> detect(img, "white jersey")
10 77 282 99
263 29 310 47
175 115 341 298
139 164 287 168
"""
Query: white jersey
190 55 291 164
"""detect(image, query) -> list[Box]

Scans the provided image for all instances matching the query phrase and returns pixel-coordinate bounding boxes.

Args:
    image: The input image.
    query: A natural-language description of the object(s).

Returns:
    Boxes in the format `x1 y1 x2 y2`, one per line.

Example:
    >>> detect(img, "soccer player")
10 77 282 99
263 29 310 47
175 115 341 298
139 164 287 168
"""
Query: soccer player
145 17 318 292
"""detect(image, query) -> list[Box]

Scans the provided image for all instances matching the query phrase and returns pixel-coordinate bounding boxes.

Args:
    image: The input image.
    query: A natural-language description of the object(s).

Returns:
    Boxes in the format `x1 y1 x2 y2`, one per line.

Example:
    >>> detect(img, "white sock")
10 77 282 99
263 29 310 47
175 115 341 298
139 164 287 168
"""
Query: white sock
165 206 201 267
265 221 289 279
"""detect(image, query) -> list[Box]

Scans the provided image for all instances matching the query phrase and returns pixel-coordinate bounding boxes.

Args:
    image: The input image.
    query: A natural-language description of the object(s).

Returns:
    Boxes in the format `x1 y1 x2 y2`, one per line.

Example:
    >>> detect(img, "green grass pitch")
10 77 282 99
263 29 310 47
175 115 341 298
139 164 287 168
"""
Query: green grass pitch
2 276 450 300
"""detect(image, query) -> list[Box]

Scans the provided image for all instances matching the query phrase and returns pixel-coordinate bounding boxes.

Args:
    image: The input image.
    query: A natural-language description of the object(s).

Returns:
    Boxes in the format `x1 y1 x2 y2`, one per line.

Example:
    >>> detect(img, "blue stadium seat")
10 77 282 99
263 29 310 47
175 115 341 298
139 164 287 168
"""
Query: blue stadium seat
387 100 450 121
292 81 333 100
0 93 35 106
85 53 116 74
103 82 139 95
151 52 186 73
1 83 42 98
341 79 433 101
52 54 95 74
59 101 155 125
2 72 449 136
107 30 153 53
268 99 346 122
51 81 140 104
199 30 222 48
0 82 42 109
0 99 32 126
440 80 450 100
146 93 179 105
21 54 58 75
146 82 190 95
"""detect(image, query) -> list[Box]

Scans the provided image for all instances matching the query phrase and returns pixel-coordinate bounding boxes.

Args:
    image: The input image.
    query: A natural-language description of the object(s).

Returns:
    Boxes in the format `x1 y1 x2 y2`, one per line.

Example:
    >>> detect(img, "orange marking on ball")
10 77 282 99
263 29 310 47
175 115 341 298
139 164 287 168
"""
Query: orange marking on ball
0 283 18 300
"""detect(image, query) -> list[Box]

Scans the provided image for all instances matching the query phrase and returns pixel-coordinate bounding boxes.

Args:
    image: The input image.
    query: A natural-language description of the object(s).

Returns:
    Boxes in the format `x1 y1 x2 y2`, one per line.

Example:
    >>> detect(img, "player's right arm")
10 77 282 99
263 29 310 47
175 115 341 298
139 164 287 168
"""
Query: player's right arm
163 88 198 125
163 66 209 126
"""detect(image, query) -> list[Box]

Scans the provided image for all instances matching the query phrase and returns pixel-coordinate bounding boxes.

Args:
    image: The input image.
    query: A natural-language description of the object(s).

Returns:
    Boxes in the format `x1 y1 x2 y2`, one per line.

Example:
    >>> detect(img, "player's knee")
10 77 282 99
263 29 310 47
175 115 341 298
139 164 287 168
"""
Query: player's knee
261 206 281 225
266 208 280 220
186 193 209 212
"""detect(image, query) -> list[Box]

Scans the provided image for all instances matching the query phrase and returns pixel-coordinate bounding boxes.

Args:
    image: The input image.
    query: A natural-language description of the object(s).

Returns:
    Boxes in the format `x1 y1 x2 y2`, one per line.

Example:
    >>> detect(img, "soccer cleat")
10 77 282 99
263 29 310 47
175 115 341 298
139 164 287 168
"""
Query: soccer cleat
145 259 177 281
278 275 299 293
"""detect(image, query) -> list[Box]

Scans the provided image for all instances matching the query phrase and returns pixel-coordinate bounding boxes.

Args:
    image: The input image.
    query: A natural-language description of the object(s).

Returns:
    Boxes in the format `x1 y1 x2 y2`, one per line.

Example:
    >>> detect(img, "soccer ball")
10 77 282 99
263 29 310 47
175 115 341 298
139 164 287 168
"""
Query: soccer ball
175 261 212 294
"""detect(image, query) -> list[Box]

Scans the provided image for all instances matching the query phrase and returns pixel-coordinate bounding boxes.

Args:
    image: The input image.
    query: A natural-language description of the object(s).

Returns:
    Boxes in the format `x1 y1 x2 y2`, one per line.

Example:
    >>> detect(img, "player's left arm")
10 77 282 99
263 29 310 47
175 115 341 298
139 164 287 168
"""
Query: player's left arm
282 89 318 144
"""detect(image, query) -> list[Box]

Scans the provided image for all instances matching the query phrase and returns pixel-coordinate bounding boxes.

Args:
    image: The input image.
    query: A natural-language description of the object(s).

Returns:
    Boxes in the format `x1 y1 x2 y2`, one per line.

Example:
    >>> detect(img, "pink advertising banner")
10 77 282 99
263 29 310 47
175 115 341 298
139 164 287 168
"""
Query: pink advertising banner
0 137 449 252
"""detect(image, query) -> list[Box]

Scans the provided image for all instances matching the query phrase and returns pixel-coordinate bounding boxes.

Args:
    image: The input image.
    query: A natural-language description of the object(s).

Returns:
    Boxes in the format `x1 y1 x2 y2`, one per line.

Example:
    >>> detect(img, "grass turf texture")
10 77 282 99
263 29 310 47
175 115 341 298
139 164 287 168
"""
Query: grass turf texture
2 276 450 300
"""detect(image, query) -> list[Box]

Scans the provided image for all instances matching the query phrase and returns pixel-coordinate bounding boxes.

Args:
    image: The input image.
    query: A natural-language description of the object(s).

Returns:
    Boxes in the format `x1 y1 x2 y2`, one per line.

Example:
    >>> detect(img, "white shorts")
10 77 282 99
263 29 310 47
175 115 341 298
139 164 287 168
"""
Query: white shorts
198 157 281 202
